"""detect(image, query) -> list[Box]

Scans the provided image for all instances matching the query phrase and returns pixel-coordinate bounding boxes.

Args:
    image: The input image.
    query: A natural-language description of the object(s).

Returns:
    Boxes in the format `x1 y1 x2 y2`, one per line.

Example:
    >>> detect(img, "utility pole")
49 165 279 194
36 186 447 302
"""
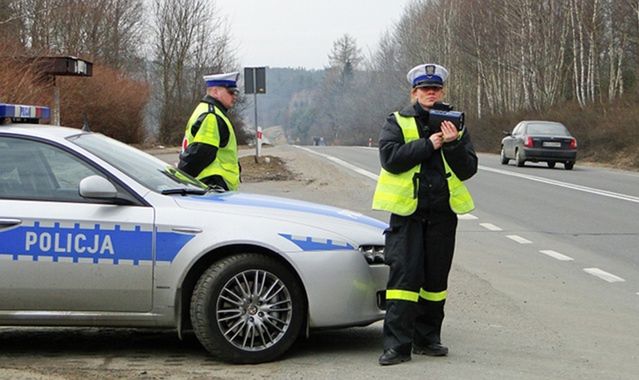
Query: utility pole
244 67 266 161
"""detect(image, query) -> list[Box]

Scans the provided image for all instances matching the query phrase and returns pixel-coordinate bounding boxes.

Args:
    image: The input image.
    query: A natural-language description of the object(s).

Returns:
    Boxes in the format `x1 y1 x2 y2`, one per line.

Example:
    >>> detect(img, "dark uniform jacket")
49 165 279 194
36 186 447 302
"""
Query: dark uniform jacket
379 102 478 215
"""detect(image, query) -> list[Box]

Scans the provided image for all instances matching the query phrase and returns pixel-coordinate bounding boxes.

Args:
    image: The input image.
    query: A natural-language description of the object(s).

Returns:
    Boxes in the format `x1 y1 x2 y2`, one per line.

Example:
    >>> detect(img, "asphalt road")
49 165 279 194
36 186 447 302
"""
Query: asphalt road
2 145 638 379
303 145 639 378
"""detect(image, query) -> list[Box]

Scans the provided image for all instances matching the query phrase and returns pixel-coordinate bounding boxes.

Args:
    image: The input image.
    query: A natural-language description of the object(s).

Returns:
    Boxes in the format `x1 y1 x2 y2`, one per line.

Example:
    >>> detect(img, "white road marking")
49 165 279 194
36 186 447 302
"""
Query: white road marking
296 149 639 206
480 165 639 204
539 249 574 261
480 223 502 231
458 214 478 220
583 268 625 283
295 146 379 181
506 235 532 244
295 148 637 290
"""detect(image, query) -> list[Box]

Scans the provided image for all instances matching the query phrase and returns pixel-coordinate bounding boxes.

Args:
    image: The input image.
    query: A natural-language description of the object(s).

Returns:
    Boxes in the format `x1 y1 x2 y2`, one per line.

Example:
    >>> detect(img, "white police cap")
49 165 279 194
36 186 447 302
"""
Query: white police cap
203 71 239 88
407 63 448 88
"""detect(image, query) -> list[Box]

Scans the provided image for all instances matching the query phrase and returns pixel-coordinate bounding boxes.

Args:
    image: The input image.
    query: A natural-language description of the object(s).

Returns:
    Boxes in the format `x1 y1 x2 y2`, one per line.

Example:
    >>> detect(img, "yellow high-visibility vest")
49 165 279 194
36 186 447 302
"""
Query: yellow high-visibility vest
372 112 474 215
182 102 239 190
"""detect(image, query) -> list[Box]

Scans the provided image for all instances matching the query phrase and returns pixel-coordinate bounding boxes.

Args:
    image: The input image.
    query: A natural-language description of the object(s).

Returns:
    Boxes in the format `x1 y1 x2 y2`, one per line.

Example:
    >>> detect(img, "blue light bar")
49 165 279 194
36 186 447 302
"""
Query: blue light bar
0 103 50 120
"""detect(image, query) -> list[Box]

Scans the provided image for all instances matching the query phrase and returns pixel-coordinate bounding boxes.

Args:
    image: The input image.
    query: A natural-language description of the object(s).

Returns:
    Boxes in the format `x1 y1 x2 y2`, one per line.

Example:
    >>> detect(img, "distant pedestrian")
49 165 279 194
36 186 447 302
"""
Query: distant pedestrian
372 63 478 365
178 72 241 191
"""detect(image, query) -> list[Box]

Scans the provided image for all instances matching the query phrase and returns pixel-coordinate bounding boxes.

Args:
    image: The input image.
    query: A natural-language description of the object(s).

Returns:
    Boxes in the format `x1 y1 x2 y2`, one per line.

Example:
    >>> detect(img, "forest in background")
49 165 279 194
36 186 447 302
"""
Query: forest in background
2 0 639 168
261 0 639 168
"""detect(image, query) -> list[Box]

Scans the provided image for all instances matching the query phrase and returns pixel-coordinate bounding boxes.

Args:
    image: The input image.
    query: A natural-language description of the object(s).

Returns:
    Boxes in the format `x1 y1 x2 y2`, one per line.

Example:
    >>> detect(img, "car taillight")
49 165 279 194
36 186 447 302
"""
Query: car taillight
524 136 534 147
569 138 577 149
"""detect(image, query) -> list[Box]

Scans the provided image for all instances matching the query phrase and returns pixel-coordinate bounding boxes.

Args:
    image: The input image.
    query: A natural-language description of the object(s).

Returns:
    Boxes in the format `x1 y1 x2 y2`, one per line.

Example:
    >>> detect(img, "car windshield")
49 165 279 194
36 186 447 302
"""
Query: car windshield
526 123 569 136
68 133 208 193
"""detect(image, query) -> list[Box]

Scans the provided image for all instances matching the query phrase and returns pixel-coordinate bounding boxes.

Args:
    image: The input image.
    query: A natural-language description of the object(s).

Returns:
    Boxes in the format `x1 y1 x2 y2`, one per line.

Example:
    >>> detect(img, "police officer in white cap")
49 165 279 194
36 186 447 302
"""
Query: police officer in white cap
373 63 478 365
178 72 241 190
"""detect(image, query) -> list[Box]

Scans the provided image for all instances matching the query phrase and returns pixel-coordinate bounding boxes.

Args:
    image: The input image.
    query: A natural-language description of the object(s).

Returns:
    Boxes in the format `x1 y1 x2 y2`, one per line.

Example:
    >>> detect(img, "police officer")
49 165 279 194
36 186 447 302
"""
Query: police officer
373 63 478 365
178 72 241 191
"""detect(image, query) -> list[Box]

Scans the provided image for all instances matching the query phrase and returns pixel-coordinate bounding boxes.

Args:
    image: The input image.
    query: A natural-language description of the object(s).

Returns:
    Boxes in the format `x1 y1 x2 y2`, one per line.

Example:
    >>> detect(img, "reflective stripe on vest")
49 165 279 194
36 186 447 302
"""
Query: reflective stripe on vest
372 112 474 215
182 102 240 190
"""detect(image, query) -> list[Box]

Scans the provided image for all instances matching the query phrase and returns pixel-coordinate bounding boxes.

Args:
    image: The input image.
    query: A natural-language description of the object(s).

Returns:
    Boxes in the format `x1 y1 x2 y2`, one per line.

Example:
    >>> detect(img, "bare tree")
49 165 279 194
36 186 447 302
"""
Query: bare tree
152 0 236 144
314 34 364 143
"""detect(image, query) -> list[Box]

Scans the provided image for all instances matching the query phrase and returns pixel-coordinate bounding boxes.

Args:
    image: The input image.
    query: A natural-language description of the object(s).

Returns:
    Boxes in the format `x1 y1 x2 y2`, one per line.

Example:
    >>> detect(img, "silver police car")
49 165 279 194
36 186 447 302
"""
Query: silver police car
0 104 388 363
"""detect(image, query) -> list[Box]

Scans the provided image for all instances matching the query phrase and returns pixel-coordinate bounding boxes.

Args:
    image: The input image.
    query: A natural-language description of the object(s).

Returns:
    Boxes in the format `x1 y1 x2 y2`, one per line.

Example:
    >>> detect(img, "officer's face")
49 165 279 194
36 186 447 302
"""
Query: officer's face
413 86 444 109
212 87 239 109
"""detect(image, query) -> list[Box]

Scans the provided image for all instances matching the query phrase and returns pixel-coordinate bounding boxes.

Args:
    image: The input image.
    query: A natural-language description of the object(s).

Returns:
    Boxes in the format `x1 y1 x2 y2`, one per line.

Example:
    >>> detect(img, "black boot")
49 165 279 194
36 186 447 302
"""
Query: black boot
412 342 448 356
378 348 411 366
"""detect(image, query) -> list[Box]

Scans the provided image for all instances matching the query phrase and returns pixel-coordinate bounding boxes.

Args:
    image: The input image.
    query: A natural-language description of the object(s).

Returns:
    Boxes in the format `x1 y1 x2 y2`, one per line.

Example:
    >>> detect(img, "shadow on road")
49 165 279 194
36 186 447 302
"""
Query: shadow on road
0 325 382 361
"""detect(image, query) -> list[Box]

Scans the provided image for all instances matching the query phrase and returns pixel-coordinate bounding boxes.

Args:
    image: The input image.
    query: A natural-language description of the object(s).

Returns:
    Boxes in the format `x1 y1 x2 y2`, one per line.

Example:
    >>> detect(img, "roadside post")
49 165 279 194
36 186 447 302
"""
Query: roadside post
244 67 266 161
257 126 263 157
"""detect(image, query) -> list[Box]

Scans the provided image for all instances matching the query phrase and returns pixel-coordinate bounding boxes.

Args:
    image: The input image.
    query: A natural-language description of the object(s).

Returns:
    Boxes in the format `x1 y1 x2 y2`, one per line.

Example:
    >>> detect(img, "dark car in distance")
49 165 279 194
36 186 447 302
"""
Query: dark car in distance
501 120 577 170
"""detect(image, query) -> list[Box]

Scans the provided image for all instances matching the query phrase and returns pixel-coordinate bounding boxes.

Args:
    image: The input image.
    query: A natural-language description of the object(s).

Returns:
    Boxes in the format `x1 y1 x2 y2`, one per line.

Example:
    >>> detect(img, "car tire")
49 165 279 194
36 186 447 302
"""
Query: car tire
190 253 305 364
565 161 575 170
515 149 525 167
500 147 509 165
547 162 556 169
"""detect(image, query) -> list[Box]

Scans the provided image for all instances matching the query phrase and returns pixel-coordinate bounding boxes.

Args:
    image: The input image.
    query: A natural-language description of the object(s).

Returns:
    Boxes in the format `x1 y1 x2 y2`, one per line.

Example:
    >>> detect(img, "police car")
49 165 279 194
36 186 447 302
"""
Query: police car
0 104 388 363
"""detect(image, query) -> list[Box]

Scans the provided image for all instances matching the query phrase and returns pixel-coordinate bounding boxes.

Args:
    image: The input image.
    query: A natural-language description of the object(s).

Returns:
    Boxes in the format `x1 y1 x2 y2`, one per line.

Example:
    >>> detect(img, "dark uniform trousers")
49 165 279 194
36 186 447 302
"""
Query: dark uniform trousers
383 211 457 353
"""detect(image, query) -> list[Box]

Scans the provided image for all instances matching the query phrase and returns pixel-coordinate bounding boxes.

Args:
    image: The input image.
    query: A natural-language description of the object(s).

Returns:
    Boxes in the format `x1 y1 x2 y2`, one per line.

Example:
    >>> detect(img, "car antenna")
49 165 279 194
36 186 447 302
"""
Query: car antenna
82 113 91 132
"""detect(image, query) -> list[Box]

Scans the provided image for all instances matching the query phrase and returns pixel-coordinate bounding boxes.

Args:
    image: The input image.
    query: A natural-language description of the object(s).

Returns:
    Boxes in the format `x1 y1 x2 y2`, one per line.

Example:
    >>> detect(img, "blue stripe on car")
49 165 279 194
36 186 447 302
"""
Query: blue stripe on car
279 233 354 251
0 222 194 265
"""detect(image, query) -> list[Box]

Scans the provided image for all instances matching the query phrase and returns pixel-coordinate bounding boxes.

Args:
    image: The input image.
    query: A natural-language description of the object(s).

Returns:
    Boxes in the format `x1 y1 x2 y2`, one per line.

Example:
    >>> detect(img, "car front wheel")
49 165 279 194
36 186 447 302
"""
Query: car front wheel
547 162 556 169
191 253 305 363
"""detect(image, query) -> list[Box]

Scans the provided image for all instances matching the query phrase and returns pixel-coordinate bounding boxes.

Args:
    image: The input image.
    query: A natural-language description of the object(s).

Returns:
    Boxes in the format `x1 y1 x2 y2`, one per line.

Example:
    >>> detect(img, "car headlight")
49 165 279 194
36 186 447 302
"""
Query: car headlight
358 245 385 264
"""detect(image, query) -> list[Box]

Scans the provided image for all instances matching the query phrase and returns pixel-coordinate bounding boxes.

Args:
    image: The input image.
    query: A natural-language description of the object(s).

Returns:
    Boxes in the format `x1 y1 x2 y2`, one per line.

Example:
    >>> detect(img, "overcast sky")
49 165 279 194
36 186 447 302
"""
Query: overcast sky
217 0 414 70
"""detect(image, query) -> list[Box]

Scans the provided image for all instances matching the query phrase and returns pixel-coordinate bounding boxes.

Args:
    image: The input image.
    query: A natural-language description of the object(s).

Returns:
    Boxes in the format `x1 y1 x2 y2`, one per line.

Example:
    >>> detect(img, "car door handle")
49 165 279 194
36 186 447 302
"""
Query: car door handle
0 218 22 230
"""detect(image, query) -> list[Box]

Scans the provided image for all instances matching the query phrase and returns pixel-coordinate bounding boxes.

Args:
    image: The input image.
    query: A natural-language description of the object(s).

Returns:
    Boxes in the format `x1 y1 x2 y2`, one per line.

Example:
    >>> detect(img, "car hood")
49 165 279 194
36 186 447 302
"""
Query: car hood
173 191 387 241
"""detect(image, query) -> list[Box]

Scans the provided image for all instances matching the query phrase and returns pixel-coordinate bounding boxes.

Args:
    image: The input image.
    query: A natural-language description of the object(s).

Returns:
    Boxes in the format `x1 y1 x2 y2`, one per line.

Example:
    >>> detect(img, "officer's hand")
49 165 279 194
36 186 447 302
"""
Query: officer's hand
430 132 444 150
441 121 459 143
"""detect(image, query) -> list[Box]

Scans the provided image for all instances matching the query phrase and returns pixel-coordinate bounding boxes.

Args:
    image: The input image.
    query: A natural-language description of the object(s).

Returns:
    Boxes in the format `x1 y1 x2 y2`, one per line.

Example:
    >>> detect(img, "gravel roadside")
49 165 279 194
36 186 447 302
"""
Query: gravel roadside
239 145 387 220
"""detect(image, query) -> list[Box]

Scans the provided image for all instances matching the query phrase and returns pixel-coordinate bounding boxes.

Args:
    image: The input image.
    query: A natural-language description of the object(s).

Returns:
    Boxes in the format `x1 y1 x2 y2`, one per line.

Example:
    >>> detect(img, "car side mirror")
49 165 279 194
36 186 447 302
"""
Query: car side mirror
502 130 512 136
79 175 118 199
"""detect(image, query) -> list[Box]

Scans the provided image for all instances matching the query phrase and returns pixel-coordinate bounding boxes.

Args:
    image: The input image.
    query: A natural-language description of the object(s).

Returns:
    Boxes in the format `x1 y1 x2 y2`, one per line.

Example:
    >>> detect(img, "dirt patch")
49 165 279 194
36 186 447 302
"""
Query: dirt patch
240 155 297 182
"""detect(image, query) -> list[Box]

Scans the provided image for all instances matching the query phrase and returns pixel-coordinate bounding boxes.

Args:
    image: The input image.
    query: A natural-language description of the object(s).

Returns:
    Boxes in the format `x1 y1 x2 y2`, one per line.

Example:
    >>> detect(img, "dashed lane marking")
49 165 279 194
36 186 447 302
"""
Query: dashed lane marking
539 250 574 261
480 223 502 231
506 235 532 244
459 214 478 220
583 268 625 283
